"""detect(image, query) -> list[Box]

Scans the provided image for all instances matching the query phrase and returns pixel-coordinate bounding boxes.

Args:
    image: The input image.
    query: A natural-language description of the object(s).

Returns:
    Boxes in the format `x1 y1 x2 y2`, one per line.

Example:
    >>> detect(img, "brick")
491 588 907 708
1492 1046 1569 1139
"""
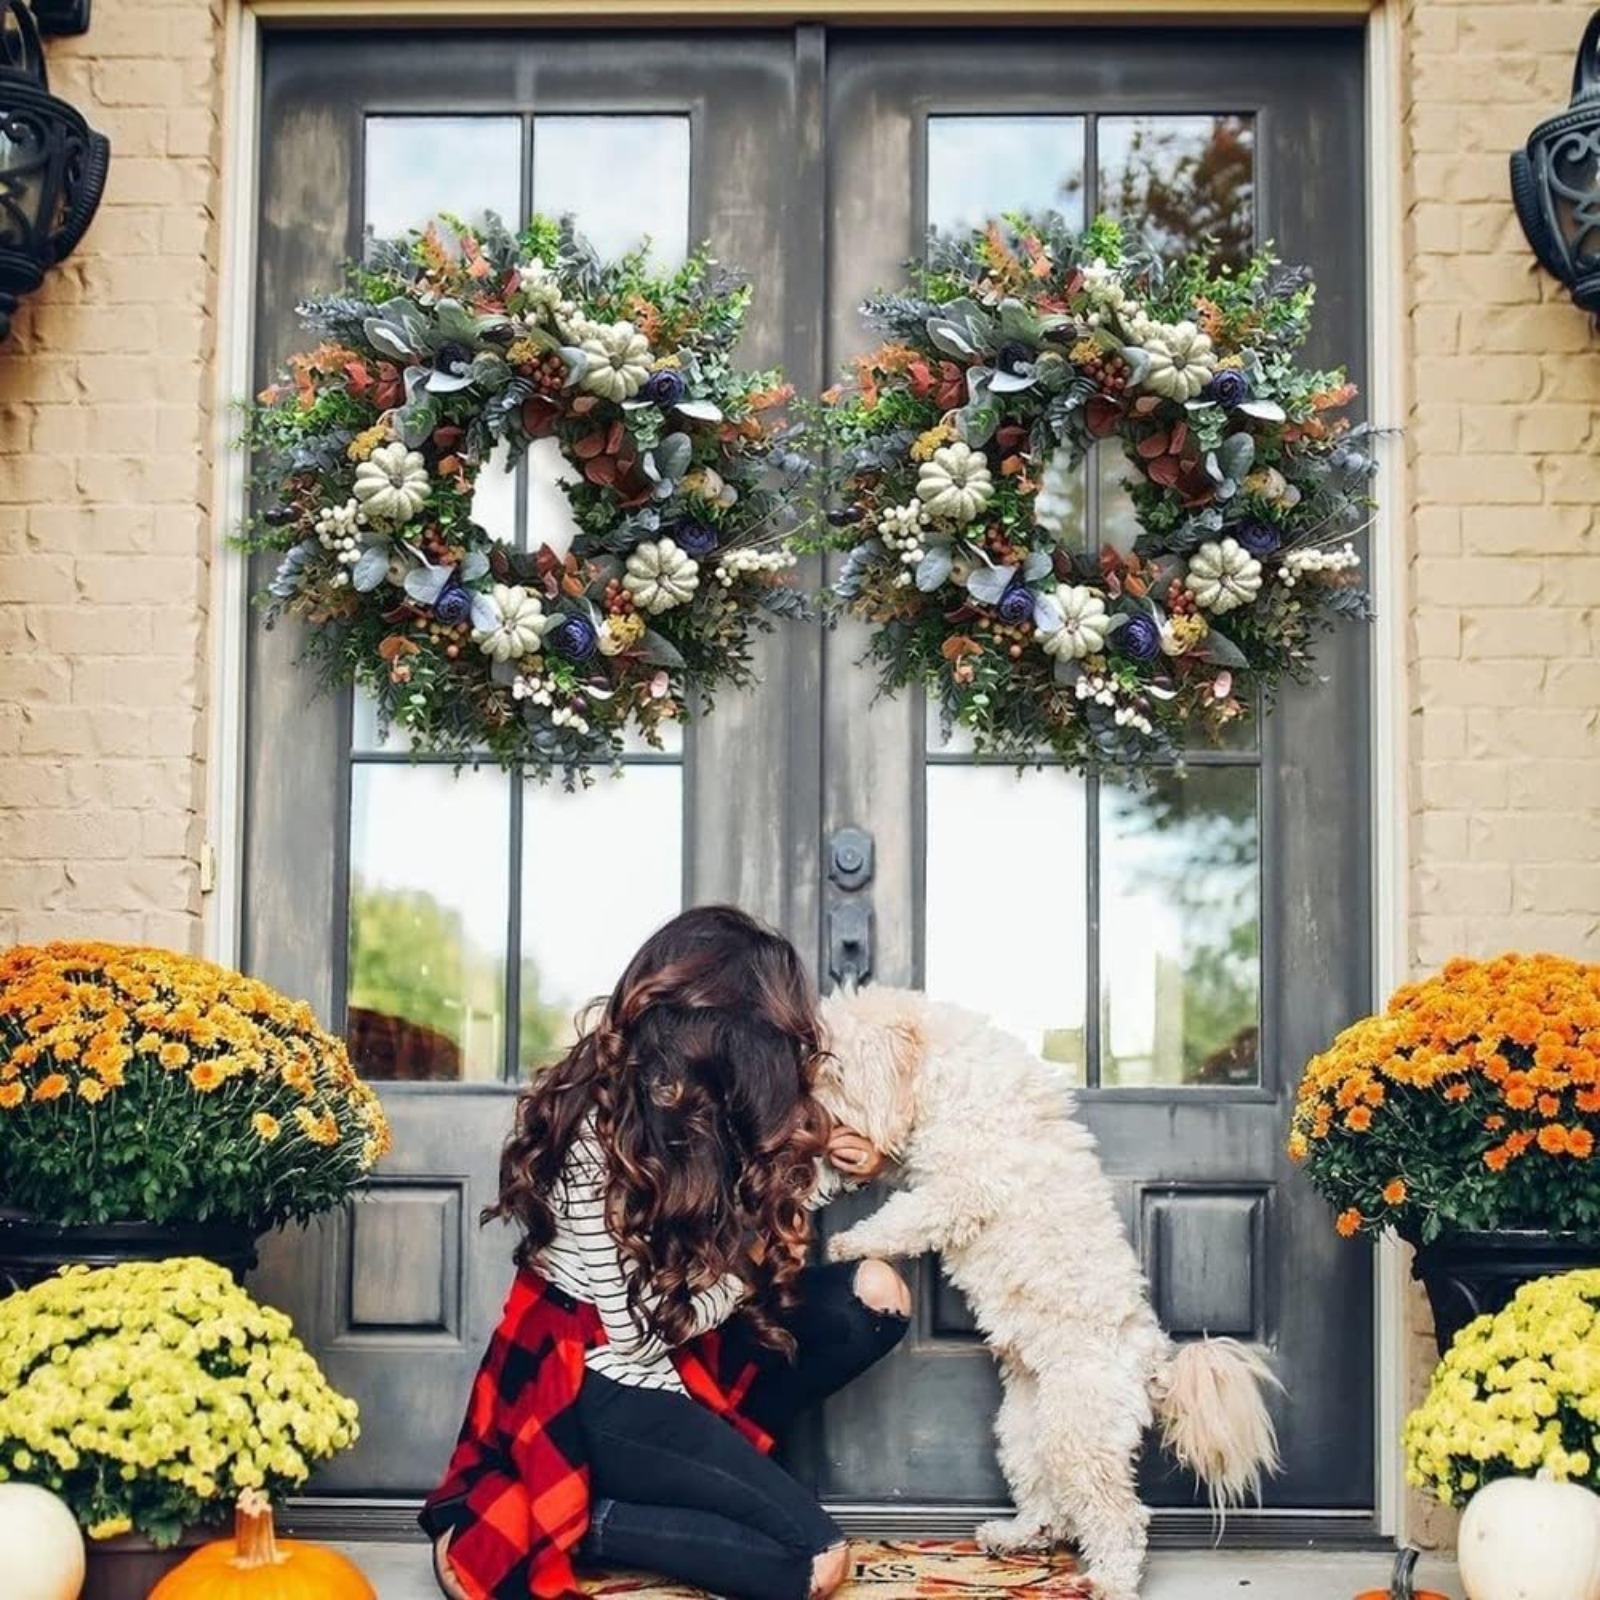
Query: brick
1462 608 1590 659
1413 557 1545 606
1462 504 1592 556
1468 811 1600 864
1544 661 1600 706
1416 862 1512 916
1514 864 1600 916
1419 659 1546 709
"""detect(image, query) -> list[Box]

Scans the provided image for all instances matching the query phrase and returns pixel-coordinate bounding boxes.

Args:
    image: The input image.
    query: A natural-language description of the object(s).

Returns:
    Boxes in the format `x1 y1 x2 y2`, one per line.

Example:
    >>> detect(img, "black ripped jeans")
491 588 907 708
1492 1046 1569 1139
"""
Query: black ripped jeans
574 1261 906 1600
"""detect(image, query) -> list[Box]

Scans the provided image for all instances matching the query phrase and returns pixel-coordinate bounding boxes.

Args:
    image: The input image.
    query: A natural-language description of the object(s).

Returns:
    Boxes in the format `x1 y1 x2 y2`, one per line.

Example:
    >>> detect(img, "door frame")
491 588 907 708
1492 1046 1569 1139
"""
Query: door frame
203 0 1412 1542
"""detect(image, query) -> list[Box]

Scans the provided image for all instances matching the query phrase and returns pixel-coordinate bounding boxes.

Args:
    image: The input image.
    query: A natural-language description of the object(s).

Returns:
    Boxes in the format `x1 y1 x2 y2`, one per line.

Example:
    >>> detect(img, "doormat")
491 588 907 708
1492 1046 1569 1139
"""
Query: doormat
585 1540 1092 1598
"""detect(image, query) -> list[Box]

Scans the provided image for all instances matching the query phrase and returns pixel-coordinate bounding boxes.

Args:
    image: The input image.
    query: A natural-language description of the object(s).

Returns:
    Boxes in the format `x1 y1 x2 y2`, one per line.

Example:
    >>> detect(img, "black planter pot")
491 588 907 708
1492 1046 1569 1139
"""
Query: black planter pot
1411 1229 1600 1354
82 1524 218 1600
0 1217 259 1297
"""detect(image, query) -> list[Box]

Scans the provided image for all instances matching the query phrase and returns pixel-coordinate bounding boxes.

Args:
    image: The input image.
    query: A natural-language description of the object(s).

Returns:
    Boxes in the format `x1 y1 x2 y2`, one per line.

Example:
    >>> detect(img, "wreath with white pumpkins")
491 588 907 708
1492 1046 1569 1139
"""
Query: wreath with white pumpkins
813 215 1378 769
245 216 806 783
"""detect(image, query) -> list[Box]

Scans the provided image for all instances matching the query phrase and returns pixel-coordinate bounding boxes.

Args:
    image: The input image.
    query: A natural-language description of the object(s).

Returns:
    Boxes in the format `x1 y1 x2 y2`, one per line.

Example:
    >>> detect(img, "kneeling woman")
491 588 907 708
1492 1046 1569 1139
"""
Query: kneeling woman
423 906 909 1600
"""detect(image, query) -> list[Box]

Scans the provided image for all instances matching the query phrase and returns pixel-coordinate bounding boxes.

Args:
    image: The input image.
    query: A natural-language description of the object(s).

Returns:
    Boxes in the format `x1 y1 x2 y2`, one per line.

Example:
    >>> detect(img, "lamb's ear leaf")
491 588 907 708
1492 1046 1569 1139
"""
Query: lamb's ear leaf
915 547 954 592
1198 629 1249 668
352 548 392 593
638 630 686 668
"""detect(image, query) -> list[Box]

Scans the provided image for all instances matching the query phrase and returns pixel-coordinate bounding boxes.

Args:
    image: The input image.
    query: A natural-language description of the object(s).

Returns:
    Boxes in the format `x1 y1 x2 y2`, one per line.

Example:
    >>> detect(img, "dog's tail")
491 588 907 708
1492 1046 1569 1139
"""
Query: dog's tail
1154 1339 1282 1510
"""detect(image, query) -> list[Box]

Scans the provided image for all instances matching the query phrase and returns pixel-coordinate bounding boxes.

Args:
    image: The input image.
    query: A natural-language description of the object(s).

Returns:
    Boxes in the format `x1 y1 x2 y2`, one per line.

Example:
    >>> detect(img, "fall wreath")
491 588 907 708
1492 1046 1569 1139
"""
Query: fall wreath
245 217 805 783
812 215 1377 768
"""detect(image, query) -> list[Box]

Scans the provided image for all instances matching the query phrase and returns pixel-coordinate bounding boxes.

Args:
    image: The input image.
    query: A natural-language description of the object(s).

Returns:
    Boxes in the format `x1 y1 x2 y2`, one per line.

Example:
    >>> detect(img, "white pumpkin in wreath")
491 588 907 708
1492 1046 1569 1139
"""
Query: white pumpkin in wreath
1185 538 1262 615
623 538 700 615
473 585 548 662
353 442 431 525
577 319 653 403
1035 584 1112 661
1135 319 1217 403
916 441 994 526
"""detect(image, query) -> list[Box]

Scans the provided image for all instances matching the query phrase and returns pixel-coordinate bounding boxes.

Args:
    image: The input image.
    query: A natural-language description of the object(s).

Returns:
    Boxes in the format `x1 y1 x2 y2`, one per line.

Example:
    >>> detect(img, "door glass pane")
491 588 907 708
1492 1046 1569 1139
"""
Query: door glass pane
1096 114 1255 267
363 115 523 242
519 769 684 1076
925 767 1089 1082
471 440 519 548
927 116 1086 235
1099 767 1260 1087
347 765 510 1082
532 115 692 266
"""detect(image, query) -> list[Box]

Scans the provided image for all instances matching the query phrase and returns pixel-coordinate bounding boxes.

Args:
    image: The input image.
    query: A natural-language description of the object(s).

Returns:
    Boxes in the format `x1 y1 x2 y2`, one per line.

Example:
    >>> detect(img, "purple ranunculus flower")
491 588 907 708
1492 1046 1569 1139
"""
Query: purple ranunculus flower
434 581 475 626
641 370 689 408
1206 369 1250 407
549 614 599 661
671 520 720 559
996 583 1035 626
1235 519 1282 559
1116 612 1163 662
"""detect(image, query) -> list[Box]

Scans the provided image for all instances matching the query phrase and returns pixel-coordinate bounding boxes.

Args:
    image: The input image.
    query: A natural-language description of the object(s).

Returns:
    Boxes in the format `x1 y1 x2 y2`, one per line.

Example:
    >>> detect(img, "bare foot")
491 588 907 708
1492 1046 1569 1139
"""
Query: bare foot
434 1530 470 1600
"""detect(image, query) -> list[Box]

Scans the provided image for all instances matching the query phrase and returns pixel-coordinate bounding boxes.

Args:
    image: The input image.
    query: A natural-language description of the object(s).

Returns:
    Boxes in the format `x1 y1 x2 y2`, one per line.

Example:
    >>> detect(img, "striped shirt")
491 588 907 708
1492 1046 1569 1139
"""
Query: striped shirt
538 1120 846 1394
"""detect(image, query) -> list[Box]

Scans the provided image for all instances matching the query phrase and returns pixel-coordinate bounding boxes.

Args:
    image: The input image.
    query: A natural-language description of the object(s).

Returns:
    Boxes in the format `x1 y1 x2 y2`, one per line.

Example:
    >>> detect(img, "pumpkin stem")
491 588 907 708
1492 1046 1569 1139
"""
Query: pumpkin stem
232 1489 287 1568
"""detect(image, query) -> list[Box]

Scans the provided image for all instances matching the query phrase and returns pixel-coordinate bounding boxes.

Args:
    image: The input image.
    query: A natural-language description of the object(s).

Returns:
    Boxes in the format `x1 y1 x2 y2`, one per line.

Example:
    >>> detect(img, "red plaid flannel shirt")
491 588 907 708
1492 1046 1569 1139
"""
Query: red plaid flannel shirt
420 1271 772 1600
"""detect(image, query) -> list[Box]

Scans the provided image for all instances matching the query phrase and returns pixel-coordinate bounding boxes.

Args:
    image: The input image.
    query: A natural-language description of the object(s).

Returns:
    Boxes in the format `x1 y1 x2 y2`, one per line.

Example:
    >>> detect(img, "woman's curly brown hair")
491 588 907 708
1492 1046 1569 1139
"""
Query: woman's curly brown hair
487 905 828 1355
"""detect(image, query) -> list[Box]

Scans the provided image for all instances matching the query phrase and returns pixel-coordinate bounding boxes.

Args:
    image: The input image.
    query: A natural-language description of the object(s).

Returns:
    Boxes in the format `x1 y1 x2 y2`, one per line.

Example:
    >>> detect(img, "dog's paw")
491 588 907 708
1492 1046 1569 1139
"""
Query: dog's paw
975 1516 1051 1555
826 1231 865 1263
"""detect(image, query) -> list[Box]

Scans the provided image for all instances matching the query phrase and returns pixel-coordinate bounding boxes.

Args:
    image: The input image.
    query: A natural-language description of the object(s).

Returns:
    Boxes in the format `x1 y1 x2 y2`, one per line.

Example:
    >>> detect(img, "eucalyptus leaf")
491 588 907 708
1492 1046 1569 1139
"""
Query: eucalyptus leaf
472 596 502 633
1199 629 1250 668
397 402 439 449
674 399 724 423
558 346 590 386
1121 348 1152 384
352 548 391 593
459 550 490 582
1022 550 1055 582
655 433 693 480
957 402 999 449
965 563 1015 605
404 564 452 605
915 547 954 592
1217 432 1256 482
638 630 687 668
1239 399 1287 423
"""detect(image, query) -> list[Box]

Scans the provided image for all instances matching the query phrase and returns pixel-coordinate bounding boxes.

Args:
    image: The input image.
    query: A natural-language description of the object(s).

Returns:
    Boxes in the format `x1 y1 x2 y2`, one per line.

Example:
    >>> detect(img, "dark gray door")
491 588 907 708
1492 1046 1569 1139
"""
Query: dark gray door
244 22 1371 1538
810 27 1373 1531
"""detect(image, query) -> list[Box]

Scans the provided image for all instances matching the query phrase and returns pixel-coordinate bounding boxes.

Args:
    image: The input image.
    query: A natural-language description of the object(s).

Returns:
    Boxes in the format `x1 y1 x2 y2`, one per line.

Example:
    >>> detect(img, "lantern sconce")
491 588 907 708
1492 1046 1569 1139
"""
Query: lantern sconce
1512 7 1600 317
0 0 109 342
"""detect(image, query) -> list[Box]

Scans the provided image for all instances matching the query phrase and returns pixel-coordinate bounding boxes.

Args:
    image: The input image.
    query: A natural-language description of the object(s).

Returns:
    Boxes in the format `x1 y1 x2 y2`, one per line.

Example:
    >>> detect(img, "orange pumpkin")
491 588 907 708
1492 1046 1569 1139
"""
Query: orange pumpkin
150 1491 376 1600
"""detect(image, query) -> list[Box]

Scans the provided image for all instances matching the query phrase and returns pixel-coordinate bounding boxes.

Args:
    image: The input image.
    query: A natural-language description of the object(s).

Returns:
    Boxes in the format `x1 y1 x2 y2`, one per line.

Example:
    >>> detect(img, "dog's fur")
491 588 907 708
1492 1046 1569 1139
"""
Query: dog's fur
817 987 1281 1600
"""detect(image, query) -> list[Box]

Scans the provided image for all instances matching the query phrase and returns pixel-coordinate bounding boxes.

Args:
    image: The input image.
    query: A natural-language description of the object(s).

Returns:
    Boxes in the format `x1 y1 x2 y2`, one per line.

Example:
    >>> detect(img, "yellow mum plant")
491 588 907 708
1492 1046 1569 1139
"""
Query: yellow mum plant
0 942 390 1229
1405 1268 1600 1506
1290 954 1600 1243
0 1259 360 1544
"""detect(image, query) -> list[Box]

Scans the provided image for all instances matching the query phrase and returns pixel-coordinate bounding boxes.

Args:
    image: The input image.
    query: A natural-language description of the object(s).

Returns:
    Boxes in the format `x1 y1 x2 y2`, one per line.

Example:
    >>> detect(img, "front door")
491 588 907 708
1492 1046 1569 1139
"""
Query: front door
244 20 1372 1540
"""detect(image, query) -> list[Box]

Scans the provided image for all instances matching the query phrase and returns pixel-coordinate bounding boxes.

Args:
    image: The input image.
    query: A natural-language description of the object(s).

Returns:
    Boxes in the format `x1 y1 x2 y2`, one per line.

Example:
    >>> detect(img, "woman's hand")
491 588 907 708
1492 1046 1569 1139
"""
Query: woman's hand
826 1126 888 1183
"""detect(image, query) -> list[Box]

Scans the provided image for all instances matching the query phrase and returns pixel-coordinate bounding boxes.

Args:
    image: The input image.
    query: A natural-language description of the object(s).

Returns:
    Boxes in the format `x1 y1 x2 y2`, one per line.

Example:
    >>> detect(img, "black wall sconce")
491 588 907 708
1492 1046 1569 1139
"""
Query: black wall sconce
0 0 109 341
1512 8 1600 316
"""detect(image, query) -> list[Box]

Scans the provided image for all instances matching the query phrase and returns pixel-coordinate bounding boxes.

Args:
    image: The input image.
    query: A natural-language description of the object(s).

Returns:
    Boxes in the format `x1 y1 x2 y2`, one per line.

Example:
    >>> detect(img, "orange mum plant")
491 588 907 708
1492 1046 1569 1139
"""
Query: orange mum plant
0 943 390 1230
1290 954 1600 1244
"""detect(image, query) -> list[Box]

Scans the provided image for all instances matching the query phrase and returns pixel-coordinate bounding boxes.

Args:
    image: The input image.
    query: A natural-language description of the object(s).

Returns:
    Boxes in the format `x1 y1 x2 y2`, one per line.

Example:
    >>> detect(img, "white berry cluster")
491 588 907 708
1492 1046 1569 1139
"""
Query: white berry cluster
511 670 554 709
516 259 567 326
551 705 591 736
1080 259 1138 330
713 547 797 589
315 498 369 585
875 501 929 587
1074 665 1154 737
1278 542 1361 589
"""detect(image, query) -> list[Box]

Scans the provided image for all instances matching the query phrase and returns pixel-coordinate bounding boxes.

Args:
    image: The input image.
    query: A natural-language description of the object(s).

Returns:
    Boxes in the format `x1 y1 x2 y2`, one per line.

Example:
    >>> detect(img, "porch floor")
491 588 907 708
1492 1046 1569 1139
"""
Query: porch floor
332 1542 1465 1600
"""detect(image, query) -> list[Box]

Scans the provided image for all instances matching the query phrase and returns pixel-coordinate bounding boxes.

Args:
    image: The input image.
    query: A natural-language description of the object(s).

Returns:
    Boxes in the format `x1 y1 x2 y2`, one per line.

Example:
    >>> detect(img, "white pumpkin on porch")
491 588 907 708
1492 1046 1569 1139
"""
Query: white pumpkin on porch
1457 1476 1600 1600
0 1483 85 1600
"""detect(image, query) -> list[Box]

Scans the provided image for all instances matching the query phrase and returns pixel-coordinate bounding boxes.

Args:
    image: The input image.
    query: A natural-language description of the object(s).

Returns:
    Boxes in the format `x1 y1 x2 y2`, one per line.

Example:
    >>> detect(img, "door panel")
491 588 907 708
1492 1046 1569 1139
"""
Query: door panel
244 21 1373 1527
815 27 1372 1512
245 28 820 1495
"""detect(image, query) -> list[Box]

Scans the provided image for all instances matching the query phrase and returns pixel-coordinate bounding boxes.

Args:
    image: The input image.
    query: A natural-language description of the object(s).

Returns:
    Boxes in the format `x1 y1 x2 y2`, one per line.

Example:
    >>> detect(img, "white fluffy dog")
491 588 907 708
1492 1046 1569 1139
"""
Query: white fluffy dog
817 986 1281 1600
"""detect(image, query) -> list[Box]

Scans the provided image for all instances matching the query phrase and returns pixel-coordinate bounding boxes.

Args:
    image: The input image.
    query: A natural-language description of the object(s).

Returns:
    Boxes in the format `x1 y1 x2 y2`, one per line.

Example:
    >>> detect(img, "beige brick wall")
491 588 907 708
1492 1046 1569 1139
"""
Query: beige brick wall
1401 0 1600 1547
0 0 224 952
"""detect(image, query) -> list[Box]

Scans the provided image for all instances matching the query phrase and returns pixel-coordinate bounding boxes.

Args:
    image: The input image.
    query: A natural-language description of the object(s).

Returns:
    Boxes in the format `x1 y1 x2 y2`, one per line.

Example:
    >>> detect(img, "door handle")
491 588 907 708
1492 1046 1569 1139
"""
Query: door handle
827 898 873 993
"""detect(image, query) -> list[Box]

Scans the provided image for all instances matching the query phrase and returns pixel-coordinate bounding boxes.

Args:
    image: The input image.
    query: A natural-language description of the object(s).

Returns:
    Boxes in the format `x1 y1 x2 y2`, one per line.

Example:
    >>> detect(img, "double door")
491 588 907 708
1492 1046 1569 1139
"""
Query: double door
246 21 1372 1536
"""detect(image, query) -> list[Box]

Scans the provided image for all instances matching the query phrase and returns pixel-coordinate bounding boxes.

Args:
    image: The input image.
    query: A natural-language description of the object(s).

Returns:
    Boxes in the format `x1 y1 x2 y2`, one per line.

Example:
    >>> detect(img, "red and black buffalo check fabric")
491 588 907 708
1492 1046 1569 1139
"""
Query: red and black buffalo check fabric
420 1271 773 1600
